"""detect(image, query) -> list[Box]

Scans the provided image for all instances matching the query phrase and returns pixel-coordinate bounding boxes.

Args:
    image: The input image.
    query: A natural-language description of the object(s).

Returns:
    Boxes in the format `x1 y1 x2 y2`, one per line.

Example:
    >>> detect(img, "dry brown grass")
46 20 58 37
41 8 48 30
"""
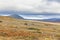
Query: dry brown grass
0 16 59 40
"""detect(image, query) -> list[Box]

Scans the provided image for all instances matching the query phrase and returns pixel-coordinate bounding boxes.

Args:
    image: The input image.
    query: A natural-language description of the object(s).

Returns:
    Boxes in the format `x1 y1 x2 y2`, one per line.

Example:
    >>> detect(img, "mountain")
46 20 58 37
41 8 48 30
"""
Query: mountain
40 18 60 22
10 14 24 19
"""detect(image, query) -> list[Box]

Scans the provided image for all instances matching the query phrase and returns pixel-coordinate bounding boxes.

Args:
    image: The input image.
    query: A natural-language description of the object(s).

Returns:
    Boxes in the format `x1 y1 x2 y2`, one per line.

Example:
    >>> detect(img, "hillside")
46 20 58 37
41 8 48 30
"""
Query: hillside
0 16 60 40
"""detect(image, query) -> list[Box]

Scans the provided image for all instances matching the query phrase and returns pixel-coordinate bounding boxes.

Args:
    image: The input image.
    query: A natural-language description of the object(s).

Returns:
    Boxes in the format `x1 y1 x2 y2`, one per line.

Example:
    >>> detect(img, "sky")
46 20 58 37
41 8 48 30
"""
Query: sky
0 0 60 20
0 0 60 13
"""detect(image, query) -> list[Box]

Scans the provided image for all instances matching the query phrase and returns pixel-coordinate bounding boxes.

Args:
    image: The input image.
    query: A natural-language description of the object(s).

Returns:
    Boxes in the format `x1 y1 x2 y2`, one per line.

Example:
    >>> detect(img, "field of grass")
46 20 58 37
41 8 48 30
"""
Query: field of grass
0 16 60 40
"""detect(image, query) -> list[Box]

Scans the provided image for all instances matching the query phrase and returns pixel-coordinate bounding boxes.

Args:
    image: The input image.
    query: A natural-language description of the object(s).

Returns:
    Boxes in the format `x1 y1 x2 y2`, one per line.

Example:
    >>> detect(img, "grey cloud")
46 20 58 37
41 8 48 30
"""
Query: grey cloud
48 0 60 2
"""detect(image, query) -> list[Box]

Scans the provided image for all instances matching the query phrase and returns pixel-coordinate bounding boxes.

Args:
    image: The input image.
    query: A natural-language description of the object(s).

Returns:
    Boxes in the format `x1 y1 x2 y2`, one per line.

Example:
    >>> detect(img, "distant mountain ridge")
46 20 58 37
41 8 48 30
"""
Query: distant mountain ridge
10 14 24 19
0 13 60 22
42 18 60 22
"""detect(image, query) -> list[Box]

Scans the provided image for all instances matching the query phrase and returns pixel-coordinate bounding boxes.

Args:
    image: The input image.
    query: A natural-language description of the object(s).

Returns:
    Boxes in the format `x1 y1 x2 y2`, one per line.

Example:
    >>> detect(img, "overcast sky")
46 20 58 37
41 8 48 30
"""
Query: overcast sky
0 0 60 13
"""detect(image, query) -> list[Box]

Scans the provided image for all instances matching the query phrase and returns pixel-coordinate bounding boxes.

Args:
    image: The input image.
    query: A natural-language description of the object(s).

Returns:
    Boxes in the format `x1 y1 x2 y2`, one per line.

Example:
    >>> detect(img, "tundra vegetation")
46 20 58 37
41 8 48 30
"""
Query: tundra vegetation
0 16 59 40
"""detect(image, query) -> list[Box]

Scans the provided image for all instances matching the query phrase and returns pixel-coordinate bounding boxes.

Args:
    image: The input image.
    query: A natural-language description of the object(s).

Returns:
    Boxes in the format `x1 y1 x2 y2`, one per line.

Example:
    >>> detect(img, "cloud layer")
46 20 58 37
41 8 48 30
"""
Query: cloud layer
20 15 60 20
0 0 60 13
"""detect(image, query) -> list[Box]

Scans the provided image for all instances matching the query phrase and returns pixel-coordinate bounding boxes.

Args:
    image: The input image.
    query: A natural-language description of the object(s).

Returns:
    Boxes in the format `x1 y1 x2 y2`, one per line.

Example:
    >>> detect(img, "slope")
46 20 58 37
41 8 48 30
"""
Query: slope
0 16 59 40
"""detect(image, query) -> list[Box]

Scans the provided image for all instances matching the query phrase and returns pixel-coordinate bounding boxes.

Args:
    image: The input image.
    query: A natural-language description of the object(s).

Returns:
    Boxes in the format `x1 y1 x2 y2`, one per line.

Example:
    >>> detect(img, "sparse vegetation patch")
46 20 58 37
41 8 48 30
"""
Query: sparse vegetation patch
0 21 2 23
27 28 40 30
